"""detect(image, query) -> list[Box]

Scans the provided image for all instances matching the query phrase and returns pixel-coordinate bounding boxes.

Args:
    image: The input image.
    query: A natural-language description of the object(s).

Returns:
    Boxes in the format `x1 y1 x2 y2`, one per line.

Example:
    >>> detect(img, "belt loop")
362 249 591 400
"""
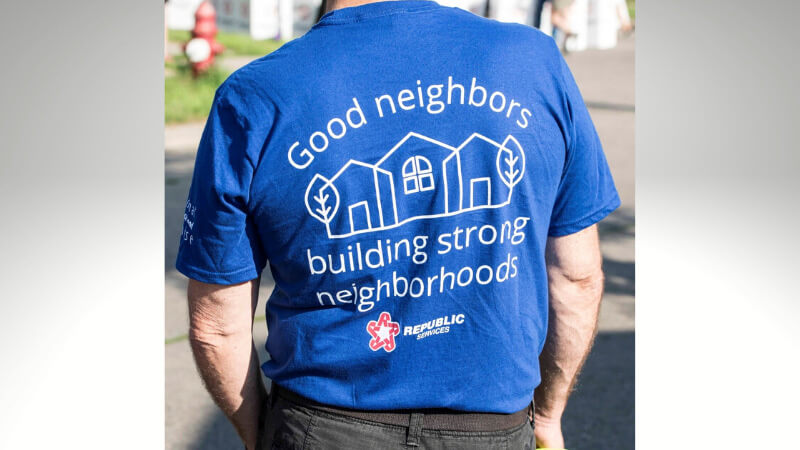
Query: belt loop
406 413 424 447
528 400 535 426
269 384 279 409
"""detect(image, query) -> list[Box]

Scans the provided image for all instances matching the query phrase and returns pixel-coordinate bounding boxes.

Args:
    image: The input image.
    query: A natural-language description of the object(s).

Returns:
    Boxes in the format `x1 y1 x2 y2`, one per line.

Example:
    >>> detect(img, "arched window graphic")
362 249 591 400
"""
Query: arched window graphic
402 156 434 194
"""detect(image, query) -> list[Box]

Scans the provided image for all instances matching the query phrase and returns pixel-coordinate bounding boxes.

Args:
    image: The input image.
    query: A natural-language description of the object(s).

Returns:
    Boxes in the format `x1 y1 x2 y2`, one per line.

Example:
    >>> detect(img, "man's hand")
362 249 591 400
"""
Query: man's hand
534 225 605 448
188 278 266 450
534 411 565 448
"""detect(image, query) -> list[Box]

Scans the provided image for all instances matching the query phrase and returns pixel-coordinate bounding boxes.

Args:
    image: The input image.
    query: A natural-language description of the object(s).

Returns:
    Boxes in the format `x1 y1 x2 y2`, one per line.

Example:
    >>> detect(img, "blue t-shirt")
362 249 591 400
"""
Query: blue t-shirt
176 0 619 414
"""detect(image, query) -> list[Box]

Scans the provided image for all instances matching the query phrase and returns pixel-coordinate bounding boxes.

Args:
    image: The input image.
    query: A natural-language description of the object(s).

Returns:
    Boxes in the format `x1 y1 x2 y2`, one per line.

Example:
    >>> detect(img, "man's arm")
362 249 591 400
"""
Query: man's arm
188 278 266 450
534 225 605 448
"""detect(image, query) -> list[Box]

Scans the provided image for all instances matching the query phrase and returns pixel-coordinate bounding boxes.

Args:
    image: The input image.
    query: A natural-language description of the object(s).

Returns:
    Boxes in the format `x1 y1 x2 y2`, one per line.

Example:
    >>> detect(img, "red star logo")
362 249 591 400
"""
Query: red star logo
366 312 400 352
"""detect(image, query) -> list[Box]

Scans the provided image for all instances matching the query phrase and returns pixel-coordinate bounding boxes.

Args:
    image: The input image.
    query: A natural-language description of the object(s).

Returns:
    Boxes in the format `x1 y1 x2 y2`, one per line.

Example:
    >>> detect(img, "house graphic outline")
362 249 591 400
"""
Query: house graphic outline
304 132 526 239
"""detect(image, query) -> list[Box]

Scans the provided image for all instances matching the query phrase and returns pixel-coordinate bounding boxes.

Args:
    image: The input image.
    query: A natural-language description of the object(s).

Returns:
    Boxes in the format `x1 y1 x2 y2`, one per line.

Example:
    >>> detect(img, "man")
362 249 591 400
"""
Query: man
176 1 619 448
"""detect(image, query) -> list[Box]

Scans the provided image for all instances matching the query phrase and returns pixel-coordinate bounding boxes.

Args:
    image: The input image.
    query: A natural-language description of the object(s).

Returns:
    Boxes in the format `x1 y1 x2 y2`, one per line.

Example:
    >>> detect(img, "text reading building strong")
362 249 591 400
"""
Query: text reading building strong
305 132 526 239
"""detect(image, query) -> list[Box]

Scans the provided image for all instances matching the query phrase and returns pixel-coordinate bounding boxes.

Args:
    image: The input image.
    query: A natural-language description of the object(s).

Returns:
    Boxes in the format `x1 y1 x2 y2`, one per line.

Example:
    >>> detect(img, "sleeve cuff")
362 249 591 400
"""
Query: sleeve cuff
547 195 621 237
175 259 261 285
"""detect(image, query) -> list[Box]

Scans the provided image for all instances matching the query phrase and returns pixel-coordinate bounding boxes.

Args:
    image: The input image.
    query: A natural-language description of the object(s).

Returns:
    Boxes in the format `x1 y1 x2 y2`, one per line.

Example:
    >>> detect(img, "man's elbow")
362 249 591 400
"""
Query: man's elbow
188 317 226 351
188 313 246 349
551 267 605 305
187 280 257 347
568 269 605 294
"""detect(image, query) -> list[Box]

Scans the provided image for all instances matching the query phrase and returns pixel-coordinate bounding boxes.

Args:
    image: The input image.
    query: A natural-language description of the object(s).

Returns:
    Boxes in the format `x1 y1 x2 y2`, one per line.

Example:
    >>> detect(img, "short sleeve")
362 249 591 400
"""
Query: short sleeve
175 86 266 284
548 55 621 237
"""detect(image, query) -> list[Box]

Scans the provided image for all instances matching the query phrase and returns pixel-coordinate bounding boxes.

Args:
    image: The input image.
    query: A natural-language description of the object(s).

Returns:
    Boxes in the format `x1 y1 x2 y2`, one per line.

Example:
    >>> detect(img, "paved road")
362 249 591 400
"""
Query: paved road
165 34 634 450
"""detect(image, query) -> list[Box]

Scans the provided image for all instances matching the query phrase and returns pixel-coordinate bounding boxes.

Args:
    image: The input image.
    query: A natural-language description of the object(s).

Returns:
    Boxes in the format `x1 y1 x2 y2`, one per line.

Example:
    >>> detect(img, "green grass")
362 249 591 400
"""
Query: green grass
169 29 284 57
166 31 284 123
165 57 230 124
167 1 636 124
165 334 189 345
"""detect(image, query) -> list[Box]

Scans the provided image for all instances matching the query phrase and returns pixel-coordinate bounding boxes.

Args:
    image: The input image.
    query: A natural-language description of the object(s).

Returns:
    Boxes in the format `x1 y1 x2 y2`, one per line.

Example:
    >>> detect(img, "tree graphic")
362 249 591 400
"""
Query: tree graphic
496 135 526 189
304 174 340 224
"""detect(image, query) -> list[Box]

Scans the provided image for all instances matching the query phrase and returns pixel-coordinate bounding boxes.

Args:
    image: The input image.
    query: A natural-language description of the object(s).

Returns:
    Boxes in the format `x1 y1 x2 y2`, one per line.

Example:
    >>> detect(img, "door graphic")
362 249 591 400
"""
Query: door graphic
470 178 491 208
348 201 372 233
305 132 526 239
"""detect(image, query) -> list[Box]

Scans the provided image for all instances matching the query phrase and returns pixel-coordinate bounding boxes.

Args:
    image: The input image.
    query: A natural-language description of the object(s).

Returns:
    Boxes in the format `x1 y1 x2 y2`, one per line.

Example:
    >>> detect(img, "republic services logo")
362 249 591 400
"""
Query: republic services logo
366 312 400 352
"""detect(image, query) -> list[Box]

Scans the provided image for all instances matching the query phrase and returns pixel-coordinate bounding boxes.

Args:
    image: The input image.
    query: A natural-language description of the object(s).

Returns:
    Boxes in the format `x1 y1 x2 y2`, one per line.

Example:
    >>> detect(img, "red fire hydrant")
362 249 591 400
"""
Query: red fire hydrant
184 1 224 76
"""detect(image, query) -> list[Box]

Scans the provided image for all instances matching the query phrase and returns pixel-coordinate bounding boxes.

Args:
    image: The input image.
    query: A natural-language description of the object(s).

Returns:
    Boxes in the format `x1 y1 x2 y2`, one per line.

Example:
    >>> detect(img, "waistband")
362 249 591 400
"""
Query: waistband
271 384 532 432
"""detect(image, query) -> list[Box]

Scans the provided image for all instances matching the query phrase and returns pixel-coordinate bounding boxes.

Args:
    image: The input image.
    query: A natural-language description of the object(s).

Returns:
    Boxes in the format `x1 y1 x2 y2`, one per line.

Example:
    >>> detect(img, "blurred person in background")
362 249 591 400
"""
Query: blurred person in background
614 0 633 32
550 0 576 51
177 1 619 449
551 0 633 51
531 0 550 29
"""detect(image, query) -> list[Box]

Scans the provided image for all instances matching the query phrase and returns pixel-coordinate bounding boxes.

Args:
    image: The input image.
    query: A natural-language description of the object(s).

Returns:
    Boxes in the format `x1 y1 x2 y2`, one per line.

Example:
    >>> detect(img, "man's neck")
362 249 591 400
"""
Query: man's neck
325 0 398 14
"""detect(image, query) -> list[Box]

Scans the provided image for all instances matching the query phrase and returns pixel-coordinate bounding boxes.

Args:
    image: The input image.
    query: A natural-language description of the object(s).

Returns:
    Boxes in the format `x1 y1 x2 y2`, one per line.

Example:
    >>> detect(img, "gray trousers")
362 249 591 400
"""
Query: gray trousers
260 393 536 450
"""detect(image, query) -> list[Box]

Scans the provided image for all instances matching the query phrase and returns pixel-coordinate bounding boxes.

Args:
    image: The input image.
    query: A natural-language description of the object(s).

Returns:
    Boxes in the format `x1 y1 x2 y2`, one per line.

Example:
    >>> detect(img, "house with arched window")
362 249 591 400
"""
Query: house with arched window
374 133 459 223
305 132 525 239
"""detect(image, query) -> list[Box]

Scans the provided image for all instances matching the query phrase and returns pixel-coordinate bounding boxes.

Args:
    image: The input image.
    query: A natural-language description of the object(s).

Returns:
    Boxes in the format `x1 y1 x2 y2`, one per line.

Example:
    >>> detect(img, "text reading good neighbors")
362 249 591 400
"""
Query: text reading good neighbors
288 76 534 169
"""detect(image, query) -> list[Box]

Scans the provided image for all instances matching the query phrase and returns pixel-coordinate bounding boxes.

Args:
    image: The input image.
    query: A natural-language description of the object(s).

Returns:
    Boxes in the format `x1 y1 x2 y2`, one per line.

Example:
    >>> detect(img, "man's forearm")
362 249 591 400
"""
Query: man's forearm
190 330 266 449
188 279 265 450
534 272 604 420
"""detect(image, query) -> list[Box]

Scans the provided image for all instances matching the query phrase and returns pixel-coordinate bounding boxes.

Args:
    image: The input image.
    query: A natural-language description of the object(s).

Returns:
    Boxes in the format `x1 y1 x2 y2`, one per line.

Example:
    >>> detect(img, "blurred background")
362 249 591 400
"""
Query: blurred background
165 1 634 448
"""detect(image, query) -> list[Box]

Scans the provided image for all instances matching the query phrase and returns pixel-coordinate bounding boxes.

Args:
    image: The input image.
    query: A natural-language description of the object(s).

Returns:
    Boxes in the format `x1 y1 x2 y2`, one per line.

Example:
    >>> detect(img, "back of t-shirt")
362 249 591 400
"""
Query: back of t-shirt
176 0 619 413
